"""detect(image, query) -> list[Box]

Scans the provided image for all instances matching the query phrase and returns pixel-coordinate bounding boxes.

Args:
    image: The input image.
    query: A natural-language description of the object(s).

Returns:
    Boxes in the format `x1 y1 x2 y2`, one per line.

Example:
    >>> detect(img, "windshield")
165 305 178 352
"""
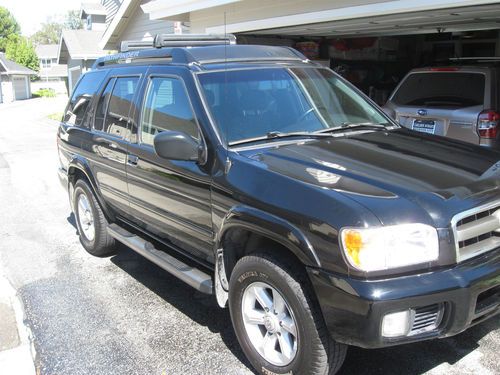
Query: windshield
198 67 389 144
392 72 486 108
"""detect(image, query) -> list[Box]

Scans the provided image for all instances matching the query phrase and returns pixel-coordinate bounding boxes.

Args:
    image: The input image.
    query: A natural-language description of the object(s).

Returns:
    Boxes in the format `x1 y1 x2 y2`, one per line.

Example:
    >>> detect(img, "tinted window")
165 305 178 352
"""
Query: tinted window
198 67 387 143
392 72 485 107
64 71 106 126
93 78 115 132
141 77 198 146
101 77 139 138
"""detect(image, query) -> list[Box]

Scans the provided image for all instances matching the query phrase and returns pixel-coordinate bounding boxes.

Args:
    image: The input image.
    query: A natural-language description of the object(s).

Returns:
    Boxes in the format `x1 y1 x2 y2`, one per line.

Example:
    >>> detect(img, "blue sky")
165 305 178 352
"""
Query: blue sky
0 0 82 36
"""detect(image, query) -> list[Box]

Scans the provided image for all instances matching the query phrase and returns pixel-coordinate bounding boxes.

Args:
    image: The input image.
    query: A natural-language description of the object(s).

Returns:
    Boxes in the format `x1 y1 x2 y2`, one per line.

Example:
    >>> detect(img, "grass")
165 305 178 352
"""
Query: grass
48 112 64 121
33 88 56 98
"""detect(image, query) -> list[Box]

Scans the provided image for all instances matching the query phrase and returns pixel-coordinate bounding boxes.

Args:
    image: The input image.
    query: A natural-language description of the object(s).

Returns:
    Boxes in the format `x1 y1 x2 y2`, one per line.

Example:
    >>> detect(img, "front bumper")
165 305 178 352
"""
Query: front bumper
308 249 500 348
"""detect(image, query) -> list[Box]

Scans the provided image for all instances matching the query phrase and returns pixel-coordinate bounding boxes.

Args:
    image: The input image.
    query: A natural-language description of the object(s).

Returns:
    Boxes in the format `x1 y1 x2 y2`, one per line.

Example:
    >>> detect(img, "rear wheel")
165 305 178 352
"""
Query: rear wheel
229 254 347 375
73 179 115 256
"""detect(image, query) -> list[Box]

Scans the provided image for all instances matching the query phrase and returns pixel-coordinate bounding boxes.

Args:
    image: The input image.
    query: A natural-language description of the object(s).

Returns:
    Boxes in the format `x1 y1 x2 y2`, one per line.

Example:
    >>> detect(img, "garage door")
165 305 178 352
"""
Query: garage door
12 76 28 100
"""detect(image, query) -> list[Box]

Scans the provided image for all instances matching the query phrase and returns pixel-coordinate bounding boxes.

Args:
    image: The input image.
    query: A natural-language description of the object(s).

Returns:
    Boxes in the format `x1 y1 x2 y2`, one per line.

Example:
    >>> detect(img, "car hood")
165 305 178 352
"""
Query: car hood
238 129 500 227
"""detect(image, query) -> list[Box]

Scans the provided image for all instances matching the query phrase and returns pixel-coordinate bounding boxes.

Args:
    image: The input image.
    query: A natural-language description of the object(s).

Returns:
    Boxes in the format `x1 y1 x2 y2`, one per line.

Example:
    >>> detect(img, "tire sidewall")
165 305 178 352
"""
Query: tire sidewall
229 257 319 375
73 181 98 250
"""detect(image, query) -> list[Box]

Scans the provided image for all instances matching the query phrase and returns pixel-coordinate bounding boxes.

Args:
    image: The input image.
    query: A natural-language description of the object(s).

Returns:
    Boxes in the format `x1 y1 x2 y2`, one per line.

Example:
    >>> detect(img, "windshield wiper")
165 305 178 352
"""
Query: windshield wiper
315 122 391 134
228 131 334 147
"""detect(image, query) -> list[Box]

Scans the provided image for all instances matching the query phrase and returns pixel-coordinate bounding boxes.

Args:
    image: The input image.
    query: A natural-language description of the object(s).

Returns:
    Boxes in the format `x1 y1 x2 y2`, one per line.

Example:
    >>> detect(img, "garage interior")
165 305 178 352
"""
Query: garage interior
236 3 500 105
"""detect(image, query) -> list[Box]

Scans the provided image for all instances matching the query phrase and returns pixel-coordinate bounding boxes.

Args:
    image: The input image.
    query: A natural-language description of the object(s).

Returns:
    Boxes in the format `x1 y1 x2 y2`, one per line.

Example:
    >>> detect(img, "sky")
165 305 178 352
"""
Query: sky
0 0 82 36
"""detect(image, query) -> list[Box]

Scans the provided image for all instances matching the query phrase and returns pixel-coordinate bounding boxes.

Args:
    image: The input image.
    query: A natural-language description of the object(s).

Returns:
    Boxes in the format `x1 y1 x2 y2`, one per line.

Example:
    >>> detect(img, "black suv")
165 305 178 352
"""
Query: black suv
57 35 500 375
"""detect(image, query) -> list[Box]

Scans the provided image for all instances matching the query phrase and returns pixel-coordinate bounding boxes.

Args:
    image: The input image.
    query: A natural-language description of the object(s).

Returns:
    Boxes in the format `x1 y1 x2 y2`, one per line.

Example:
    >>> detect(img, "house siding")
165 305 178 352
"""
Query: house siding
189 0 393 32
120 6 174 42
103 0 122 25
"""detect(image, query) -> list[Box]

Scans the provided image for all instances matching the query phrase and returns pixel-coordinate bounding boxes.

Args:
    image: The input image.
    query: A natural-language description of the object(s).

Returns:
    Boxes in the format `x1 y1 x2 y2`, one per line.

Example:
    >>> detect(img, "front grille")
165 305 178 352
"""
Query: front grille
409 304 443 335
452 203 500 262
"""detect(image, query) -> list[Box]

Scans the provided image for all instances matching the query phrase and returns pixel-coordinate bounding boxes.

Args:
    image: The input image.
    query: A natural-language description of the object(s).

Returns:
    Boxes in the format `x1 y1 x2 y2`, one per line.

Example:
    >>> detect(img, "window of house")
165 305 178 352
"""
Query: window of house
94 76 139 138
63 70 107 127
140 77 199 145
41 58 52 68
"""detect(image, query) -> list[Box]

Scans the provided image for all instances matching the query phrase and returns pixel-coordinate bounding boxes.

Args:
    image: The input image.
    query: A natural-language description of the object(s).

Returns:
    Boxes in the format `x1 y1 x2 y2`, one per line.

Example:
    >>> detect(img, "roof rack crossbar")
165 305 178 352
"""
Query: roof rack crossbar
120 33 236 52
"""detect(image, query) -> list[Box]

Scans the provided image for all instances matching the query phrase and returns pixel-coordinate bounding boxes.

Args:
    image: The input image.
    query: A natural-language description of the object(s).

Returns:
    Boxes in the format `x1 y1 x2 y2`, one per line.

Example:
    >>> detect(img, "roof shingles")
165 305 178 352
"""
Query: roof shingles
60 29 105 60
0 53 37 75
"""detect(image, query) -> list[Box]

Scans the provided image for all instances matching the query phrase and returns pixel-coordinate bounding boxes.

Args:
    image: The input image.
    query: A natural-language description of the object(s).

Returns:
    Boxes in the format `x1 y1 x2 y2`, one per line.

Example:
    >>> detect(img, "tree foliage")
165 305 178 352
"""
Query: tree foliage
6 34 39 72
30 22 62 45
0 6 21 51
64 10 83 30
30 10 82 45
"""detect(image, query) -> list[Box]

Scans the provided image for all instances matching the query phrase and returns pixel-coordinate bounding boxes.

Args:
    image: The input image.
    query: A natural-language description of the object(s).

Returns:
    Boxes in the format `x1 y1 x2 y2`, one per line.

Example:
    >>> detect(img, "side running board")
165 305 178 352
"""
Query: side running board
107 223 213 294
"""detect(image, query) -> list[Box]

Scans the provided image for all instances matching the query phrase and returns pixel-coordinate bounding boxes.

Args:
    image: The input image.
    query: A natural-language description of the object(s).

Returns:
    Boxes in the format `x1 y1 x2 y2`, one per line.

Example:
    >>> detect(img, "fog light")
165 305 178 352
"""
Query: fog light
382 310 411 338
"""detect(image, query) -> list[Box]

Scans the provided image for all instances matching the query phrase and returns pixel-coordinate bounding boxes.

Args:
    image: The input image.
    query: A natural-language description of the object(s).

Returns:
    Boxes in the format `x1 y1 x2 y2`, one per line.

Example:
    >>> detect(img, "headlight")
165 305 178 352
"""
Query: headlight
340 224 439 272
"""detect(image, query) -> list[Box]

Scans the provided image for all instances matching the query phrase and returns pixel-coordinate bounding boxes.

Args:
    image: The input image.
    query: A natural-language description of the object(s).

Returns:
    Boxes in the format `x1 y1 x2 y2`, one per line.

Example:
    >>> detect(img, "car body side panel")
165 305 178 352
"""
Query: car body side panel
125 66 214 261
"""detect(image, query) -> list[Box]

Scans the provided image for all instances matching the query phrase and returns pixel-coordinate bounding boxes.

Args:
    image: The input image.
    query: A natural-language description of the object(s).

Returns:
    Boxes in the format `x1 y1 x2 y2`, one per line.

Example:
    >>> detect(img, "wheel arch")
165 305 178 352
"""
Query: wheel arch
214 205 320 307
67 156 114 222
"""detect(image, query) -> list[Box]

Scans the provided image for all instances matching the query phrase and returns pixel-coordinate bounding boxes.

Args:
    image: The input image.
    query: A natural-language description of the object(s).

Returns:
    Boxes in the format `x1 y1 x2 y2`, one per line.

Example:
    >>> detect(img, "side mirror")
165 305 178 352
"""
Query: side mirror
153 131 202 162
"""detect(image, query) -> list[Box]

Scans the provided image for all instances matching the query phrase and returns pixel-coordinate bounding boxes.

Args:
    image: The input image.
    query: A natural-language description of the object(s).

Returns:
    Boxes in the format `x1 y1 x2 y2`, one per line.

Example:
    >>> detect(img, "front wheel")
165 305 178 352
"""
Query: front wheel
229 254 347 375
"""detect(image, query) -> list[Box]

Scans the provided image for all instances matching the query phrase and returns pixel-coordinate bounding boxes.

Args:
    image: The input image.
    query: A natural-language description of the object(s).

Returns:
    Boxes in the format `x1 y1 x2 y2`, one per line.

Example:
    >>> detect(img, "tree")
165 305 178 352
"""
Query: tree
30 22 62 45
0 6 21 51
6 34 39 73
30 9 82 45
64 10 83 30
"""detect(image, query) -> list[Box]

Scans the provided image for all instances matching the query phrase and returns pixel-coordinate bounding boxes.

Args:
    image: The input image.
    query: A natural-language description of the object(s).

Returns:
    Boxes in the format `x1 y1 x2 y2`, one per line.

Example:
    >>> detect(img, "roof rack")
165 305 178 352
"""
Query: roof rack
92 42 308 70
120 33 236 52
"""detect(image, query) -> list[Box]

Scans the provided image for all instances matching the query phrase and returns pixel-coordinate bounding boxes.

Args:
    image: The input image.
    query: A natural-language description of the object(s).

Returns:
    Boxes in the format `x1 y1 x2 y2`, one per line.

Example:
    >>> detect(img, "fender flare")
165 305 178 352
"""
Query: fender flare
67 156 114 221
216 205 321 268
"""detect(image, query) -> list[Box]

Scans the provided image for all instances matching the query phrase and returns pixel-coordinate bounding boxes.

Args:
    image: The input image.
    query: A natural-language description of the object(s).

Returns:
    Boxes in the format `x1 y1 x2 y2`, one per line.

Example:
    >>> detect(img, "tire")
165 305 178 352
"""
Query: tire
229 254 347 375
73 179 115 257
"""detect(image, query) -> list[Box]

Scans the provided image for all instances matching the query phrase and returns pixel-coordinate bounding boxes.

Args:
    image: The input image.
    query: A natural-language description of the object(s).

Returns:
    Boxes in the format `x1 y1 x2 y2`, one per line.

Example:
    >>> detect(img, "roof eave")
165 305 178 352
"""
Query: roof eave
99 0 136 50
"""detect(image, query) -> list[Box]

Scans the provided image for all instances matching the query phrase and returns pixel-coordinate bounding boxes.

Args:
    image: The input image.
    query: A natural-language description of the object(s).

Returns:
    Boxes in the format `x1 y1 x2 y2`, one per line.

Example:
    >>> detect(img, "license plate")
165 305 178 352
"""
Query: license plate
412 119 436 134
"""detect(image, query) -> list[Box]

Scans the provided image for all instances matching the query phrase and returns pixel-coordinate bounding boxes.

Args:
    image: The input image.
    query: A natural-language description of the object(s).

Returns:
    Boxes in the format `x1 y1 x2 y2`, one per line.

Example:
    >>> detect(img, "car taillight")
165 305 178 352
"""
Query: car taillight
477 110 499 139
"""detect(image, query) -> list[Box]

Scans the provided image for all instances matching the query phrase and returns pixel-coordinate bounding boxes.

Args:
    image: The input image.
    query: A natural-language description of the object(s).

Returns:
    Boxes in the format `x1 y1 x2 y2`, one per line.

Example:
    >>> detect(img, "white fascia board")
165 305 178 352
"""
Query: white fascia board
99 0 135 50
142 0 241 20
205 0 500 34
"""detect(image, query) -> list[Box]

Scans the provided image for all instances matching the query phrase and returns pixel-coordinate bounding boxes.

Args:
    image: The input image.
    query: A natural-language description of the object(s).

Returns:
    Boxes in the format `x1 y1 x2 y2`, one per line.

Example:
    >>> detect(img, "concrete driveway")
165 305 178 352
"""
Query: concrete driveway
0 97 498 375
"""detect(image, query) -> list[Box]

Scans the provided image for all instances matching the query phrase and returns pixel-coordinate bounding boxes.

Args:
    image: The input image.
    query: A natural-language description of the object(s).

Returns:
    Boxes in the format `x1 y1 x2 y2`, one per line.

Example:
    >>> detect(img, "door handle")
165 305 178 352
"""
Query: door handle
127 154 139 166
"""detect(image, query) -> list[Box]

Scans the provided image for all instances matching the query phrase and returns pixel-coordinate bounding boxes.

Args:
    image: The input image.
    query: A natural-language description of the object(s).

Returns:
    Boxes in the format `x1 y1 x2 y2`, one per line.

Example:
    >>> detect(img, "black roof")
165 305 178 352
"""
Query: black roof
92 44 308 70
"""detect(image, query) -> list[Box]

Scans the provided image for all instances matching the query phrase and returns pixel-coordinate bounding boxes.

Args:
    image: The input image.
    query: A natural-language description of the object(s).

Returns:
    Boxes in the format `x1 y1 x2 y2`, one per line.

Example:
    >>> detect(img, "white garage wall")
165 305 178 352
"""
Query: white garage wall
1 77 14 103
189 0 393 33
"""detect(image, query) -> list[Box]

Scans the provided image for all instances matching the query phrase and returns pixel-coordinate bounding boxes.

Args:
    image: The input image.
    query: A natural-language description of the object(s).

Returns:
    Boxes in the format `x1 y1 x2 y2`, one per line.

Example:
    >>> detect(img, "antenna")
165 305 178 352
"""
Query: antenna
224 11 229 165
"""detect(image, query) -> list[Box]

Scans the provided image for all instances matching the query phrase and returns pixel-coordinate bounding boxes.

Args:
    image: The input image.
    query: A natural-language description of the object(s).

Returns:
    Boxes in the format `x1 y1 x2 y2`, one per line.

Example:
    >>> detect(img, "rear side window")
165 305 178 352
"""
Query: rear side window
64 71 107 126
93 76 139 139
94 78 115 132
140 77 199 146
392 72 485 108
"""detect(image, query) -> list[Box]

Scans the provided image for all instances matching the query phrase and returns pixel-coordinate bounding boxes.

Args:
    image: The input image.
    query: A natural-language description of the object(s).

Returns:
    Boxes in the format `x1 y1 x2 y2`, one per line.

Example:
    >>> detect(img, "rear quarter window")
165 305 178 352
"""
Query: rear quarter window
64 70 107 126
392 72 485 108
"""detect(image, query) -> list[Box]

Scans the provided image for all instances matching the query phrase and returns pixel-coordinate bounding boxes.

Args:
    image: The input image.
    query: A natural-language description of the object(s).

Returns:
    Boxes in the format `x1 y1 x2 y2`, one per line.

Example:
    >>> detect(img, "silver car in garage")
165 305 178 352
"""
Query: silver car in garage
384 65 500 149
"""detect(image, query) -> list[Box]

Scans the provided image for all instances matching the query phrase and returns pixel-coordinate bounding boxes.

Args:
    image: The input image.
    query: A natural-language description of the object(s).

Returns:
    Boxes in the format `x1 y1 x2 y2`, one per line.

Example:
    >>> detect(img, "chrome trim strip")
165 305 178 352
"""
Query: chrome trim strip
451 199 500 262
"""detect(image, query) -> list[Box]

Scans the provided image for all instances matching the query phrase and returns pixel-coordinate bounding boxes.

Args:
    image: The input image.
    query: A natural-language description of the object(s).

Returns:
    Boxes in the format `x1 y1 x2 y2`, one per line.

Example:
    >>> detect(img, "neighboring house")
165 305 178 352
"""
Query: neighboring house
0 52 36 103
58 1 123 92
58 29 105 91
36 44 69 82
35 44 68 94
